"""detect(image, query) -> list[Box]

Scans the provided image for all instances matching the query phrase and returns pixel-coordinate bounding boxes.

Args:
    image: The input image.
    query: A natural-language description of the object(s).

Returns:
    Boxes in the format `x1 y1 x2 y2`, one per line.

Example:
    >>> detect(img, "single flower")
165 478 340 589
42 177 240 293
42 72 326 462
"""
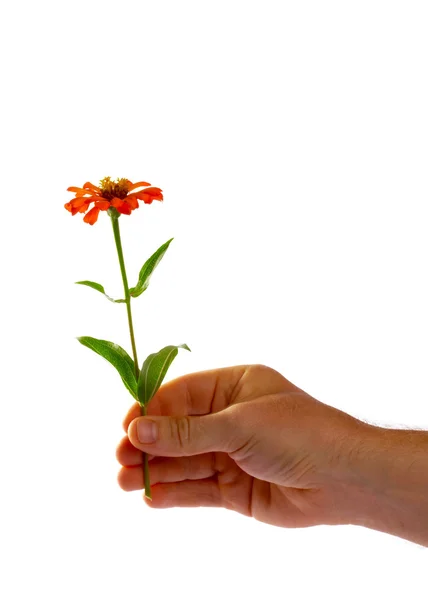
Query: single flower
67 172 190 501
64 176 163 225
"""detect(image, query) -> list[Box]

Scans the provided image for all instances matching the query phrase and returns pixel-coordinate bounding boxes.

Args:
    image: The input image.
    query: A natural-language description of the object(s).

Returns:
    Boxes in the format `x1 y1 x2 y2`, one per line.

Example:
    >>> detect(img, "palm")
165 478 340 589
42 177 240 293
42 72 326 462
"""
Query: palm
203 450 330 528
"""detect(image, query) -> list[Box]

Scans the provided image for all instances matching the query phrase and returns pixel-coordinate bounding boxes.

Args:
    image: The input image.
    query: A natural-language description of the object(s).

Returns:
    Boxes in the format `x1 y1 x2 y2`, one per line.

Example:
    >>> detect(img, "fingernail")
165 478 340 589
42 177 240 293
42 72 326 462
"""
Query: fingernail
137 419 157 444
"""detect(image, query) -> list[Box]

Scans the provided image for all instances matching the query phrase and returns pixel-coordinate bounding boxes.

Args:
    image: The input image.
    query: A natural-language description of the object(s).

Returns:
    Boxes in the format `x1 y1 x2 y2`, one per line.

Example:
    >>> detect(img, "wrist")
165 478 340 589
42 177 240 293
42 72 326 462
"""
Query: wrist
344 422 428 546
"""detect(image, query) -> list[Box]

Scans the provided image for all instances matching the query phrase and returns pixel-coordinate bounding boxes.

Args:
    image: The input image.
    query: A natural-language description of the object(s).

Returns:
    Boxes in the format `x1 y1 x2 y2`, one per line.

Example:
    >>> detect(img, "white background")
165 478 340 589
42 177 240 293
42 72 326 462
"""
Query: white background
1 1 427 598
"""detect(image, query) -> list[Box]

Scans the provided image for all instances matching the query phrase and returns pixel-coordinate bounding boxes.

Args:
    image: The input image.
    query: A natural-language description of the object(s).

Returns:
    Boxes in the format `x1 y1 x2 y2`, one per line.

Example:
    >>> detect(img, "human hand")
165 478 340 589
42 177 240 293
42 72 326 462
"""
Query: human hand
116 364 368 529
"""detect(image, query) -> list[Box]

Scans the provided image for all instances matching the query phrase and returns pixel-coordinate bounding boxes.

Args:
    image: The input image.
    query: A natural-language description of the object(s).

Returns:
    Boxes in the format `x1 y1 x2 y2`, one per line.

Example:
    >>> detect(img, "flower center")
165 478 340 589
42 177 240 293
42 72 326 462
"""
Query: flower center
99 176 130 200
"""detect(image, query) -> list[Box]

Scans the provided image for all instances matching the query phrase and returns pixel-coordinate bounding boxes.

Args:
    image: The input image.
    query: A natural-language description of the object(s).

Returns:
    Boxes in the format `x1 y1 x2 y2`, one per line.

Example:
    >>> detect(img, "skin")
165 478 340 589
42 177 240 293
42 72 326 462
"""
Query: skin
116 364 428 546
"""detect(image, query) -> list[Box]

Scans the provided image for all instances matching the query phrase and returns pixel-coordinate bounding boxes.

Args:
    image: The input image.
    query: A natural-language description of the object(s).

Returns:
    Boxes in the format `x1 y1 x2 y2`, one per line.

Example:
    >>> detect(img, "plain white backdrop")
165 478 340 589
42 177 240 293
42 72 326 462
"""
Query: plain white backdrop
0 1 427 598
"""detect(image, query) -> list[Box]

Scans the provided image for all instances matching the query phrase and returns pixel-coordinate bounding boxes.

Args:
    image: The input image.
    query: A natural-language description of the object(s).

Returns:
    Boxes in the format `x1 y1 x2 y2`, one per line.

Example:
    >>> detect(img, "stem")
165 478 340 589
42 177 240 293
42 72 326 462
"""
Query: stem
110 213 139 379
140 403 152 501
110 210 151 500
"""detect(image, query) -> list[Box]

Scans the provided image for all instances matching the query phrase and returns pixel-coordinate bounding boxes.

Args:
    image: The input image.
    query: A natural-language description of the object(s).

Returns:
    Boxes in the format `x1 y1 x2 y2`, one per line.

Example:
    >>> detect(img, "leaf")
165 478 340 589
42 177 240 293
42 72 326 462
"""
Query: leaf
77 336 137 399
129 238 173 298
76 280 126 303
137 344 191 406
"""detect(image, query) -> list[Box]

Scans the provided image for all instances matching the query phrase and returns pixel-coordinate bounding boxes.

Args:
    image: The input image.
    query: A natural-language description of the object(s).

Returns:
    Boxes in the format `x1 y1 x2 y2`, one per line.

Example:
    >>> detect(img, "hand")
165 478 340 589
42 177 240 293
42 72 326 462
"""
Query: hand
116 364 366 529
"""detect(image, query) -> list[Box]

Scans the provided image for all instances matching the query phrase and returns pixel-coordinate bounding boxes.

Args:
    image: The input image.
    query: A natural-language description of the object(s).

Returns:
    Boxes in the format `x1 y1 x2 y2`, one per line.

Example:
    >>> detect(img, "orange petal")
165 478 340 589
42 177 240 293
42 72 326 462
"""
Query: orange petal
94 200 111 210
77 195 101 203
67 186 90 193
111 197 133 214
67 186 97 198
117 202 132 215
110 197 123 209
135 190 163 203
66 200 89 215
124 195 139 209
76 190 99 198
128 181 151 192
139 194 154 204
69 196 92 209
71 203 90 215
83 182 102 193
141 188 163 201
144 186 162 194
83 206 100 225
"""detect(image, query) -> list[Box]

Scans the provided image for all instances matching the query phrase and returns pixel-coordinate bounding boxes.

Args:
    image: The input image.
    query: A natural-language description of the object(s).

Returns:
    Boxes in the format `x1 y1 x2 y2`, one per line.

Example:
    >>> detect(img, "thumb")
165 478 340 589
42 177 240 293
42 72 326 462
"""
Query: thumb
127 408 243 457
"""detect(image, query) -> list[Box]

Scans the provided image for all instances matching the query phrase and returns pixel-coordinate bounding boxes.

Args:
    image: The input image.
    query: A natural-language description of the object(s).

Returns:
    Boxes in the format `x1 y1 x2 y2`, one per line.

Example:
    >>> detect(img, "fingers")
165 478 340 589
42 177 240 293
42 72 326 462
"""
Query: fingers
145 480 222 509
122 365 250 432
117 453 218 490
116 435 155 466
118 455 223 508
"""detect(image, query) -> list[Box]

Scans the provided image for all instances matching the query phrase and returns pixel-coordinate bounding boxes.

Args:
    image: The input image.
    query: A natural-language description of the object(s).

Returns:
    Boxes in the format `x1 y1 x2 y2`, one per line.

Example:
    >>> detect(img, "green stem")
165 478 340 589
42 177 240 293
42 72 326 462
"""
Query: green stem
140 403 152 501
110 209 151 500
110 212 139 379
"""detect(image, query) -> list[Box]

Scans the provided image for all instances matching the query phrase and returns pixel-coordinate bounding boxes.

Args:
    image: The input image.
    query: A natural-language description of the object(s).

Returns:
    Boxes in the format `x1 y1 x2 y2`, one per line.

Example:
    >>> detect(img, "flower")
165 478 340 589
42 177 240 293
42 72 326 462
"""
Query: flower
65 176 163 225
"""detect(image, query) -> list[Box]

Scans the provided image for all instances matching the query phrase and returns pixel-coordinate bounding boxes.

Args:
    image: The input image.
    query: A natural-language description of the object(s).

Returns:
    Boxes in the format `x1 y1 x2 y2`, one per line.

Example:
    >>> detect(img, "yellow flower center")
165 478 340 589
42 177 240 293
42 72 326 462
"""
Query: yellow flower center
99 176 130 200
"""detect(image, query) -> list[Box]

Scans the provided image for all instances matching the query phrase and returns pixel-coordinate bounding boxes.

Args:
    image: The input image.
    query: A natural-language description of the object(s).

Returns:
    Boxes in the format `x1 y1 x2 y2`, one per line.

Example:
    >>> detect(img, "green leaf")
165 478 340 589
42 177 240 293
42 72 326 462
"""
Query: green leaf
129 238 173 298
76 280 126 303
77 336 137 399
137 343 191 406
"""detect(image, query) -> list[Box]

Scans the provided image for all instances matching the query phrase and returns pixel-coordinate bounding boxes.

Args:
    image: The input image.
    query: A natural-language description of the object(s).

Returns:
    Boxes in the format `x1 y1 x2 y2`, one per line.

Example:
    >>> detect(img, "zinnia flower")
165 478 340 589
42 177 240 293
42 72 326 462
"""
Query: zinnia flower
65 176 163 225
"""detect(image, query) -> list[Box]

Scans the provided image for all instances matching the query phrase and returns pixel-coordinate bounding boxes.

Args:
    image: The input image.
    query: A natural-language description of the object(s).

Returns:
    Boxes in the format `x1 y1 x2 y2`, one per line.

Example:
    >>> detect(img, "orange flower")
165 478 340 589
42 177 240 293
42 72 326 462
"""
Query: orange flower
65 176 163 225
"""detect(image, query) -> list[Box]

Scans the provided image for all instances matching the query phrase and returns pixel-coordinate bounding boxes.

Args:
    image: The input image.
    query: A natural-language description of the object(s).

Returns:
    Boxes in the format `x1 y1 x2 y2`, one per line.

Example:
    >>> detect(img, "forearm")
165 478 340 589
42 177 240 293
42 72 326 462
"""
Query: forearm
346 424 428 546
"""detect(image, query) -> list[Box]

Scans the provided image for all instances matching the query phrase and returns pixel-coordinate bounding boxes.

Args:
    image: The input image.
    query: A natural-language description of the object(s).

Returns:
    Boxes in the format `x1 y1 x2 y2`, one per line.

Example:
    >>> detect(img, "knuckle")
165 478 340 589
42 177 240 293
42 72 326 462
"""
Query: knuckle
247 363 271 379
170 416 191 453
220 404 247 452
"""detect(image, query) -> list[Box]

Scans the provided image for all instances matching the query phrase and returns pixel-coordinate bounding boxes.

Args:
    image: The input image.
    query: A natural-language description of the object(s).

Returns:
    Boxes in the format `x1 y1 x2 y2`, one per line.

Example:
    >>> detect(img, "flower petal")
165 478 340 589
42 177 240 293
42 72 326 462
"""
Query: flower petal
76 195 101 203
69 196 93 209
83 206 100 225
139 187 163 201
117 202 132 215
127 181 151 192
67 186 91 194
83 182 102 193
94 200 111 210
134 189 163 203
69 202 90 215
110 197 124 209
124 195 139 209
134 193 151 203
76 190 99 198
110 197 132 214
